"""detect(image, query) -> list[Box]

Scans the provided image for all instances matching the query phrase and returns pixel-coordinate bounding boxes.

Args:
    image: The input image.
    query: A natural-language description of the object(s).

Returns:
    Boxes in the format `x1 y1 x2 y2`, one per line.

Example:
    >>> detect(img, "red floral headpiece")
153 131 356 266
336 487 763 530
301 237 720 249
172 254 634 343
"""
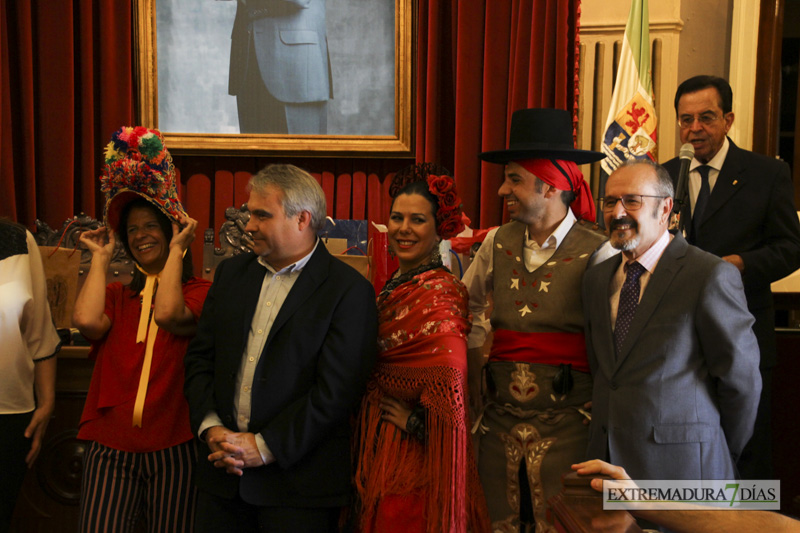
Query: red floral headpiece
390 162 466 240
426 174 466 240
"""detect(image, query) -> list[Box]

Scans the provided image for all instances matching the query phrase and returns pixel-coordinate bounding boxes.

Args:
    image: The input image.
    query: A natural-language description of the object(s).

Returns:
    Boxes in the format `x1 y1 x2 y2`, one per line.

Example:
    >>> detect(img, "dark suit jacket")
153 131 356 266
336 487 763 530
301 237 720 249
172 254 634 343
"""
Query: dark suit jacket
664 140 800 368
229 0 332 103
582 234 761 480
184 243 377 507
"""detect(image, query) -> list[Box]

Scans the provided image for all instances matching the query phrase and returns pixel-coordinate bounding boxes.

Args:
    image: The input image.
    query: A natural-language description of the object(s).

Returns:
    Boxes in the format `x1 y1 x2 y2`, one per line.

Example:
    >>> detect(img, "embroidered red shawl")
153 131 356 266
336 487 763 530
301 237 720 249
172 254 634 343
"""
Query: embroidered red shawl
354 268 489 532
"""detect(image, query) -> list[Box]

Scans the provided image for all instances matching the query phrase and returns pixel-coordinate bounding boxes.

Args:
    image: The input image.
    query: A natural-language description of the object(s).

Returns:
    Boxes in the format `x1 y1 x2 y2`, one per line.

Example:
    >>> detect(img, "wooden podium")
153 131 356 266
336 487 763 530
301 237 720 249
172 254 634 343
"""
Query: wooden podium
548 472 643 533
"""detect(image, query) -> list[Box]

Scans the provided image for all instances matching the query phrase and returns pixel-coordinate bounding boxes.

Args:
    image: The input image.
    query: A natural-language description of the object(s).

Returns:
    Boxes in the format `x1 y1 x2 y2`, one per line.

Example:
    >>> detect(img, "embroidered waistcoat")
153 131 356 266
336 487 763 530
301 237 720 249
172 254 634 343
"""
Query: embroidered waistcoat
491 220 605 334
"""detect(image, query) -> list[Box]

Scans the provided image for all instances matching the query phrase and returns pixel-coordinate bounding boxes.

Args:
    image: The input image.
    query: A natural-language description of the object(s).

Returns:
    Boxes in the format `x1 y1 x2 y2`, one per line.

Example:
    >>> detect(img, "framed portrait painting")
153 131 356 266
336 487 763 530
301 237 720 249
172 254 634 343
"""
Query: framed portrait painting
134 0 412 154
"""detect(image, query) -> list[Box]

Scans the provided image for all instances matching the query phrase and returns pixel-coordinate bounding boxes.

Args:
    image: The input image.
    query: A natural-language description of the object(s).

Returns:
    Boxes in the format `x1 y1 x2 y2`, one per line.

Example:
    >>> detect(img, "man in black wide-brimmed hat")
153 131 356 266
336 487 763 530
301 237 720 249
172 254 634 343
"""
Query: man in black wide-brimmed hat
463 108 612 531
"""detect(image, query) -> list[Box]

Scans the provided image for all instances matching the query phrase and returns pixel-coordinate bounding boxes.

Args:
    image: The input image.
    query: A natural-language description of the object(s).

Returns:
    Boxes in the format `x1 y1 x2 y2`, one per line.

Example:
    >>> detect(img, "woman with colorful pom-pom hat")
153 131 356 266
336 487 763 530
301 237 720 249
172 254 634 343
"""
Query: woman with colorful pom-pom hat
72 127 211 532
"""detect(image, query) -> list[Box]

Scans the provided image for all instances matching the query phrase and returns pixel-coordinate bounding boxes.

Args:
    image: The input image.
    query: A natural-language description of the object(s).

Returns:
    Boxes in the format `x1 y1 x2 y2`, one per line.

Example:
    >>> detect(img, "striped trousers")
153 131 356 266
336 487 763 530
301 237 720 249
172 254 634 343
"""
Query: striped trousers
79 440 197 533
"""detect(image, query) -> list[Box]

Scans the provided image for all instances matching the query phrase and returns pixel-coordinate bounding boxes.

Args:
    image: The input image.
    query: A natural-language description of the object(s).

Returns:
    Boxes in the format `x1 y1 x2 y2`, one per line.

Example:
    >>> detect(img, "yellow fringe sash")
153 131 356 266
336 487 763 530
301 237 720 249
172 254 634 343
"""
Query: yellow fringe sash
132 268 159 427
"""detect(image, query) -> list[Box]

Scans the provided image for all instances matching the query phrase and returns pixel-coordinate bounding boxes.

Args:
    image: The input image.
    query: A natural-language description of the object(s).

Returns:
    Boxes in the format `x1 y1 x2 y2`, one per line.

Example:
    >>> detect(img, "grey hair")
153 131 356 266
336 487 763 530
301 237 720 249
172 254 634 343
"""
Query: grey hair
248 164 327 232
618 159 675 199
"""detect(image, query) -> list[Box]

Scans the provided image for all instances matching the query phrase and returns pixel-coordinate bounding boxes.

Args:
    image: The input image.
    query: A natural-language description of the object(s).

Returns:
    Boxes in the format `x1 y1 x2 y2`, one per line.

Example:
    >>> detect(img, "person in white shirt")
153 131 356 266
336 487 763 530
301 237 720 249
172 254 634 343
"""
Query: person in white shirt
0 220 59 533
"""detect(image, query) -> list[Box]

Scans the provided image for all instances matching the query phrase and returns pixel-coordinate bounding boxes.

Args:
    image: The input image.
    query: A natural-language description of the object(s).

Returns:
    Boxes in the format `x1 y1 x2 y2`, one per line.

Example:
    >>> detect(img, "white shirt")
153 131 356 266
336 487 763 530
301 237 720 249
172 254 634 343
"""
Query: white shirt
199 239 319 464
462 211 616 349
688 137 730 213
0 229 61 413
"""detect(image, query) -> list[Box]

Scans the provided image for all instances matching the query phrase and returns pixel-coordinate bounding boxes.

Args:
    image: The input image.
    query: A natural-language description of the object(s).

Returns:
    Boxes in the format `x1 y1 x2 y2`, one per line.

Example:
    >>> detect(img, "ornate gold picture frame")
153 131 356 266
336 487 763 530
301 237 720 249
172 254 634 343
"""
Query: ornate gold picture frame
134 0 412 155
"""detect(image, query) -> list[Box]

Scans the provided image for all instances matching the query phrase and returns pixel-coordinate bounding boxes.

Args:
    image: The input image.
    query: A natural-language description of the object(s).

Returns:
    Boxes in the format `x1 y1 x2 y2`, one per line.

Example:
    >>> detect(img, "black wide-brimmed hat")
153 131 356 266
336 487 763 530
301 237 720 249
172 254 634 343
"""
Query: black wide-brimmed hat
479 108 605 165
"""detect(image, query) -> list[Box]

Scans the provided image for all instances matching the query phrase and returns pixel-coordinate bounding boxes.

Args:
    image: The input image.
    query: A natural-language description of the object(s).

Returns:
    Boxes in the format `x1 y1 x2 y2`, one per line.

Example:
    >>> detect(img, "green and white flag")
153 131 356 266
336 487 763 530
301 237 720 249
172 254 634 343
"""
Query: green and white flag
600 0 657 175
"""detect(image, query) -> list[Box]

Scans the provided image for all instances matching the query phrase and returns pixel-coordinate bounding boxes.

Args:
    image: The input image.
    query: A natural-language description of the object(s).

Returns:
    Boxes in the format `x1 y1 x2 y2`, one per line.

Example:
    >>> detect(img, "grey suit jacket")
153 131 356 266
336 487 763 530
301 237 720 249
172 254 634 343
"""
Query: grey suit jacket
229 0 332 103
582 234 761 480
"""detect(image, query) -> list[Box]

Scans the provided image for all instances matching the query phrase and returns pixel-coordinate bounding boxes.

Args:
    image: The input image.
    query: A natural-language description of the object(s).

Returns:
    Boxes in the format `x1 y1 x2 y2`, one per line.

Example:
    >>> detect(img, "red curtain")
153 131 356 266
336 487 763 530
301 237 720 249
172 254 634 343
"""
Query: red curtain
1 0 578 241
417 0 579 228
1 0 135 226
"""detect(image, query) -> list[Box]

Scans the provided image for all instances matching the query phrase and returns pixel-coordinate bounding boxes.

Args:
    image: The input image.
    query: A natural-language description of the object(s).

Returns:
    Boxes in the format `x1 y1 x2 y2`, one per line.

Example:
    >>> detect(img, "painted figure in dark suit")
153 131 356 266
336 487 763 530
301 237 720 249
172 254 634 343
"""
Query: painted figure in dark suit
583 160 761 481
663 75 800 479
229 0 332 134
184 164 377 532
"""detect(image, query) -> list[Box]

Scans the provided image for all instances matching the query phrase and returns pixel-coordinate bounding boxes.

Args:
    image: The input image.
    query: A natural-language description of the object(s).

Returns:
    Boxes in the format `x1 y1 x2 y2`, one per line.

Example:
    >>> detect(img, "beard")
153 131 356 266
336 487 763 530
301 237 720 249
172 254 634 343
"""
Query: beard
608 216 640 251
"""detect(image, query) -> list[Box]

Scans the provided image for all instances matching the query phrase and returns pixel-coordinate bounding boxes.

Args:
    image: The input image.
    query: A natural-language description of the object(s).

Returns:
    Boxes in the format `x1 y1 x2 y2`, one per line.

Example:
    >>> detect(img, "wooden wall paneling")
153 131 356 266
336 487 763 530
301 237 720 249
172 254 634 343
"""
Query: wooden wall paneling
310 171 322 187
753 0 784 157
212 155 246 223
381 172 394 225
233 170 252 212
367 173 384 225
352 171 367 220
575 42 594 152
590 41 606 199
335 173 352 219
795 65 800 208
213 169 234 243
321 171 336 218
774 329 800 515
184 171 211 275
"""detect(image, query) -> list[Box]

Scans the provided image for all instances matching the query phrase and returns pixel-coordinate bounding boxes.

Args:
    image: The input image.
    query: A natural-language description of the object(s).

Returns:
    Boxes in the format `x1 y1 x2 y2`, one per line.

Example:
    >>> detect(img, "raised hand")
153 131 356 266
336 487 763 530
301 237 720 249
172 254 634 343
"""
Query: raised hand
78 226 116 258
170 214 197 253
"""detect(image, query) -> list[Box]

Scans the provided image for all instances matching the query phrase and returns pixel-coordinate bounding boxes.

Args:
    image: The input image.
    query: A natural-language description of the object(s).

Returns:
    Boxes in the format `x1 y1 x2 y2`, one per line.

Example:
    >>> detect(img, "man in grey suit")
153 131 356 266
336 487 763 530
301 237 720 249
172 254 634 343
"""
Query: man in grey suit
229 0 332 134
583 159 761 481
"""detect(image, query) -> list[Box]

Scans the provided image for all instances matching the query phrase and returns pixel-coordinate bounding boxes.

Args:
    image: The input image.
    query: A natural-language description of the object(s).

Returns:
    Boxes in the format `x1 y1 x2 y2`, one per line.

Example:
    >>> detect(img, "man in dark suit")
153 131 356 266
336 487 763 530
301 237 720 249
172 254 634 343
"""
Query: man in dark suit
228 0 332 134
184 164 377 532
663 75 800 479
583 160 761 481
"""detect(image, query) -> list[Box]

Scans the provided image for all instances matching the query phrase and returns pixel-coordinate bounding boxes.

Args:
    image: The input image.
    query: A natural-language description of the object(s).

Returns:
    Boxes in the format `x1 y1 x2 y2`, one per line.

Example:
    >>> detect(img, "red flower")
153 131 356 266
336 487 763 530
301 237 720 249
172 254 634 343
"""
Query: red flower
437 203 458 219
417 172 465 239
436 204 464 239
428 174 454 195
438 216 465 240
438 190 460 209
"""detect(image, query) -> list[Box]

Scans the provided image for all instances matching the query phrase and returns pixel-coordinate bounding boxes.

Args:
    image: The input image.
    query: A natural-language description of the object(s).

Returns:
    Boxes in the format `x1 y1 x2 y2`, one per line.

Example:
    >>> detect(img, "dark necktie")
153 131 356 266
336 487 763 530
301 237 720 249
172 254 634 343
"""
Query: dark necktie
691 165 712 241
614 261 646 356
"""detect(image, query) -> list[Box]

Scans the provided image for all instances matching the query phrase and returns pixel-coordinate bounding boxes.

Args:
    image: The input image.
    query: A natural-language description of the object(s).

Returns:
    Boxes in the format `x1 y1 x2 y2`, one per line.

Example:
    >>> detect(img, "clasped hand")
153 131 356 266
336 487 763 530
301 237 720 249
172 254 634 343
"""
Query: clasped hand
205 426 264 476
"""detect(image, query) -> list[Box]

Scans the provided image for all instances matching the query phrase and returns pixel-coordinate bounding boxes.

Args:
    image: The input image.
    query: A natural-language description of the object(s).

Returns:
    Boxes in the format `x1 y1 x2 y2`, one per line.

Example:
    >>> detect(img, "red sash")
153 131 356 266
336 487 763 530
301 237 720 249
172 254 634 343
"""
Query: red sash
489 328 590 372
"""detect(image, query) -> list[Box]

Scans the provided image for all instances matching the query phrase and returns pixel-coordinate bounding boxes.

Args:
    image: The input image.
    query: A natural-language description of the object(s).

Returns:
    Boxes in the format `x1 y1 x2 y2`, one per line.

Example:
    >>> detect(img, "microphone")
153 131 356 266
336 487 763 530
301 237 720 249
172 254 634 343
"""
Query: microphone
673 143 694 229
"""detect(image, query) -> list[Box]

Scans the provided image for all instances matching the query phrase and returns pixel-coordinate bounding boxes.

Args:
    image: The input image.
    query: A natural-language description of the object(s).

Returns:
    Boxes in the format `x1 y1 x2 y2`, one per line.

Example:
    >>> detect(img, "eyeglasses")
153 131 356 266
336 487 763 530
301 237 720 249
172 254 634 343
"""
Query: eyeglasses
600 195 667 211
677 112 722 129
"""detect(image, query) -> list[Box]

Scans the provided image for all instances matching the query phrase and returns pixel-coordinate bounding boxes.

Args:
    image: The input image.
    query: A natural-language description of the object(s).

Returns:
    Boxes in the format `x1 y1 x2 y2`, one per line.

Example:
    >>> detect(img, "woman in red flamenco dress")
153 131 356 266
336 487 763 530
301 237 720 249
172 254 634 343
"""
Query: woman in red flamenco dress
354 164 490 533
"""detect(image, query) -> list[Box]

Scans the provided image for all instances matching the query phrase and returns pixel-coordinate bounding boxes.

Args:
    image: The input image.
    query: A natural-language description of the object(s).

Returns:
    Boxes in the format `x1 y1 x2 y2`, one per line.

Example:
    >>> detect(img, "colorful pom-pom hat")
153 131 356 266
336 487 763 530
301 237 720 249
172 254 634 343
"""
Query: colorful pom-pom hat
100 126 185 232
